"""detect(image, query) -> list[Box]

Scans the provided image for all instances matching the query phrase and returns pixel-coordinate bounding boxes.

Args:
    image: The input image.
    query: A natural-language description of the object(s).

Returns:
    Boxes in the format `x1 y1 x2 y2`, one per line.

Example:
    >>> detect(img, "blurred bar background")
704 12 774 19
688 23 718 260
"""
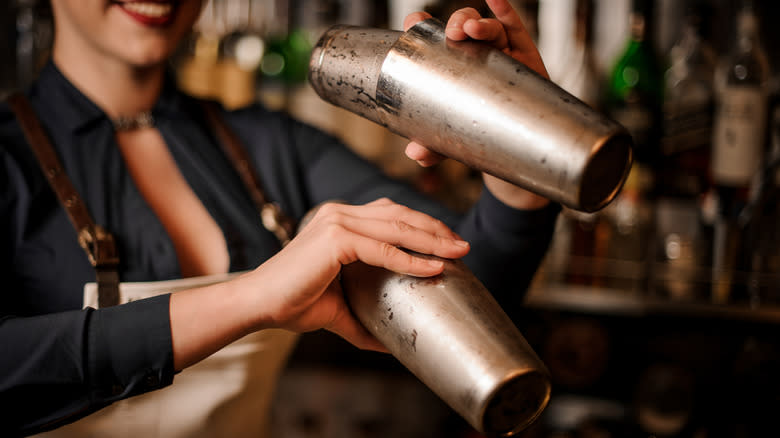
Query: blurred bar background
3 1 780 437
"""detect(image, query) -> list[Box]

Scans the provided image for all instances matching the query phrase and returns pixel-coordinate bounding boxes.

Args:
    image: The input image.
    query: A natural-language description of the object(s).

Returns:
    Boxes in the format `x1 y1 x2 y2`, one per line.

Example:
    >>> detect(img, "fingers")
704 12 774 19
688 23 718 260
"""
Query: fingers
336 216 468 261
445 7 482 41
299 283 390 352
319 199 463 241
461 18 509 46
446 8 509 48
405 141 446 168
301 200 468 277
364 198 463 241
336 231 449 277
403 11 432 31
444 0 549 78
327 310 389 353
446 6 509 43
485 0 549 78
485 0 532 47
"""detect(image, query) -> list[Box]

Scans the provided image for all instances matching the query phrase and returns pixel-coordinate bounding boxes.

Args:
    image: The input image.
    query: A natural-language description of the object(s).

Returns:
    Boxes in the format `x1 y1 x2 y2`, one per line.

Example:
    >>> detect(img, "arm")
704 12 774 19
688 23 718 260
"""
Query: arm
267 108 559 315
169 199 470 369
0 142 177 434
0 298 174 435
1 198 468 434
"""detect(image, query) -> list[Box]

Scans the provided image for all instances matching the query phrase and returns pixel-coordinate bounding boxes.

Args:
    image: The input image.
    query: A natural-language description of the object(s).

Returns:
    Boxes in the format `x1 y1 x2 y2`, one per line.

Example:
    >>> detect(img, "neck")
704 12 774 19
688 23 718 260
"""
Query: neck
52 42 166 120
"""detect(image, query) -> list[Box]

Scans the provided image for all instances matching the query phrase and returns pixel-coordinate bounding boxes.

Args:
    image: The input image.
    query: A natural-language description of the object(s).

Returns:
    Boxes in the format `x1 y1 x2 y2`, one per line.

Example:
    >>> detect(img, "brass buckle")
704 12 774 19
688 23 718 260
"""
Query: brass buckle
77 225 119 268
261 203 292 246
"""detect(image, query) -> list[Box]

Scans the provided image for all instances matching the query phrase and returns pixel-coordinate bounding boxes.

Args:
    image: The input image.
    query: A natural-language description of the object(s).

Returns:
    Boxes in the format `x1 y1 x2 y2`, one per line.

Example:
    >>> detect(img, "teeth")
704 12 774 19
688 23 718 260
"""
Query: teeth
121 2 172 18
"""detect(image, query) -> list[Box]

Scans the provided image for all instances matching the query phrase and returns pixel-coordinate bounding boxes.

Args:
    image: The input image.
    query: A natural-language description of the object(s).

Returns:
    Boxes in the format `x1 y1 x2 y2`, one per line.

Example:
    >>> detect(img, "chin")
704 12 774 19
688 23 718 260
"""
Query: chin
120 40 177 69
133 52 172 69
109 1 200 68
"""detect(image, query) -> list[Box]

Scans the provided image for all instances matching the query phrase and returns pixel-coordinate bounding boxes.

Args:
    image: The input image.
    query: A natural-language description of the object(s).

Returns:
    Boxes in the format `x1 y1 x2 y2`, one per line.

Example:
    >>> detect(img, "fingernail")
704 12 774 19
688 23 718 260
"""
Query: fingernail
426 259 444 269
454 239 470 248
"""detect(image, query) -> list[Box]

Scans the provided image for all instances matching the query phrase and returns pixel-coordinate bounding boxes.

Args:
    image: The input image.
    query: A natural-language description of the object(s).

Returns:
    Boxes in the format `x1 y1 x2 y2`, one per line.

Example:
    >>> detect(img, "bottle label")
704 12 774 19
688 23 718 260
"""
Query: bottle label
712 87 768 185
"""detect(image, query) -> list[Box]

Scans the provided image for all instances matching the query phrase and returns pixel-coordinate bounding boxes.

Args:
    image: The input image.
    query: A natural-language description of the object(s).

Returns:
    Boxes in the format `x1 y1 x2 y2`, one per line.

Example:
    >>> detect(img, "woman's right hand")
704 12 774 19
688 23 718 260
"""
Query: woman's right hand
239 198 470 351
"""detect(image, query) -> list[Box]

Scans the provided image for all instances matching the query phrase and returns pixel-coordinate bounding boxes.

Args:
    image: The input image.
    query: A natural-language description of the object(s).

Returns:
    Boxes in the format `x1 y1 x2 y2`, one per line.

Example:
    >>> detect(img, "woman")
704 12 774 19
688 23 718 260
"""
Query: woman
0 0 558 435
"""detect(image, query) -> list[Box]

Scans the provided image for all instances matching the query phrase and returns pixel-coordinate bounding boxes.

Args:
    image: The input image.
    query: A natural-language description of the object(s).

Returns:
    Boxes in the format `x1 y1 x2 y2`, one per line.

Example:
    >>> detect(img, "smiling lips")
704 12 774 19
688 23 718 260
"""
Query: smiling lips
116 1 175 26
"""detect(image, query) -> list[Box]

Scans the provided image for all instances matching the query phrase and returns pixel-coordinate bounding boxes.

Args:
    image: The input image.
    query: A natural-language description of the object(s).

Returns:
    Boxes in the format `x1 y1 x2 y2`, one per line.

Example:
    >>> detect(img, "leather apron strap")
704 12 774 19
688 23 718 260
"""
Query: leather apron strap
7 92 121 307
200 101 296 246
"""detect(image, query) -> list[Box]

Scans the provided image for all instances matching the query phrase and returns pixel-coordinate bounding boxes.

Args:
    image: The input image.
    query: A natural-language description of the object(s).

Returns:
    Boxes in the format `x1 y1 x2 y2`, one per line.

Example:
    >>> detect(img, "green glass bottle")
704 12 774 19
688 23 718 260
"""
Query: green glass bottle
604 0 664 168
260 28 312 87
601 0 664 292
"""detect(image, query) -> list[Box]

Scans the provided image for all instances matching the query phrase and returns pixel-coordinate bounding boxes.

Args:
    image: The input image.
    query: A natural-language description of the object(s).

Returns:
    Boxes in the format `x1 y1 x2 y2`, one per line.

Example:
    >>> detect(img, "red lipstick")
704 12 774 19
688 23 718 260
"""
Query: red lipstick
114 1 176 26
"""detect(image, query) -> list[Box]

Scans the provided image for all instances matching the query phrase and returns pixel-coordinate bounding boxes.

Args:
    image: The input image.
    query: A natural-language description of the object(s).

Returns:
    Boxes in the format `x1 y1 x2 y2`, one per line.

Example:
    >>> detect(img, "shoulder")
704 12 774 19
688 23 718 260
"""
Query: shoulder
217 97 347 156
219 99 303 134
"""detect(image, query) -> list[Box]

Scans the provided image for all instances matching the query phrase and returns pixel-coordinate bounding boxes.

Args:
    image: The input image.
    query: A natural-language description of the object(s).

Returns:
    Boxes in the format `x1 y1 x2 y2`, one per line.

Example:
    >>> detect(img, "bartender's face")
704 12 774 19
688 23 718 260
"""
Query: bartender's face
50 0 204 69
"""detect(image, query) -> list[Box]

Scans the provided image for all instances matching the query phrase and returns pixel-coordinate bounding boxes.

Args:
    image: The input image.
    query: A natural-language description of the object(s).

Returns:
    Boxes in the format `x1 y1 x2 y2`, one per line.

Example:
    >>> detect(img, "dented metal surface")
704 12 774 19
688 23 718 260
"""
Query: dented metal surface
341 255 551 437
309 18 634 212
309 25 401 126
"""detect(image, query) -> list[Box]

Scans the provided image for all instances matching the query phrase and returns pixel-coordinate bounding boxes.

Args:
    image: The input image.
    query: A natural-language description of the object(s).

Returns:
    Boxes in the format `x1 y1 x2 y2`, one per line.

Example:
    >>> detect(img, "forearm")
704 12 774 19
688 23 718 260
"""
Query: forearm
169 272 265 371
483 173 550 211
0 296 174 435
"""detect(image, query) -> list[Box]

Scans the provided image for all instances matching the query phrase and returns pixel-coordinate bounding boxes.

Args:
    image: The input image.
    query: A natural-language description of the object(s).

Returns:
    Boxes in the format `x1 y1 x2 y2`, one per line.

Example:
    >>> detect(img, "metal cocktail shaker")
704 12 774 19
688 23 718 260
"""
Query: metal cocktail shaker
309 18 633 212
341 255 551 437
294 197 551 436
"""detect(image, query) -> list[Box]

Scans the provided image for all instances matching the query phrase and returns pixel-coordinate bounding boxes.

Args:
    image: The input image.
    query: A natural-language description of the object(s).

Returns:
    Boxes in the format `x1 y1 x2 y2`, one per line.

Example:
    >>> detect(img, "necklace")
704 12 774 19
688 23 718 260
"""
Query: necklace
112 110 155 131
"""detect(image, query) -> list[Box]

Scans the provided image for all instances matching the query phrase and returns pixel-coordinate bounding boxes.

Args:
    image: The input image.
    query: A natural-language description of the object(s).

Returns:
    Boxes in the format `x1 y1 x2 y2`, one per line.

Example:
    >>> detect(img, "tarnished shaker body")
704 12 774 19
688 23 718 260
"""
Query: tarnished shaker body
309 18 633 212
341 255 551 437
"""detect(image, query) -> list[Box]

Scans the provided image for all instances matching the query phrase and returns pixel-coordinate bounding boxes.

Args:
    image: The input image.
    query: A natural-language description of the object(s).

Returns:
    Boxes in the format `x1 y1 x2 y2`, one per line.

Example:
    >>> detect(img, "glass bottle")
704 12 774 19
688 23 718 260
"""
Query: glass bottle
651 1 717 301
551 0 611 288
255 0 316 110
174 0 223 100
555 0 601 109
260 28 312 87
218 0 267 109
744 103 780 305
659 1 716 194
709 0 771 304
602 0 663 293
711 0 770 189
604 0 664 169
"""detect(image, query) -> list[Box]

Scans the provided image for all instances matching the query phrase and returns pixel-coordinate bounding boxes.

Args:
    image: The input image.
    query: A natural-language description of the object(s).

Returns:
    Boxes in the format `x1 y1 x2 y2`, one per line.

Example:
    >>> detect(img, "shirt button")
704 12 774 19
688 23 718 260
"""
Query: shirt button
144 372 160 388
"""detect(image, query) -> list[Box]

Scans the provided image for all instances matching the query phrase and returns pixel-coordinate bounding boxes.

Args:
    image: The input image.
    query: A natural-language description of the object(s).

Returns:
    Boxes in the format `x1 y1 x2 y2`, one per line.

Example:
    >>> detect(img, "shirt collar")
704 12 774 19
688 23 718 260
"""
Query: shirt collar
31 59 192 134
32 60 106 133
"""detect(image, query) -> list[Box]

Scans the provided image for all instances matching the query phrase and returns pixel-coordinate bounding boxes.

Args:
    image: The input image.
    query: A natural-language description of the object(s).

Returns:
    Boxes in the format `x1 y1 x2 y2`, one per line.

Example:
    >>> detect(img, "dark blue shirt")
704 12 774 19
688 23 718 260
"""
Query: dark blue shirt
0 61 559 435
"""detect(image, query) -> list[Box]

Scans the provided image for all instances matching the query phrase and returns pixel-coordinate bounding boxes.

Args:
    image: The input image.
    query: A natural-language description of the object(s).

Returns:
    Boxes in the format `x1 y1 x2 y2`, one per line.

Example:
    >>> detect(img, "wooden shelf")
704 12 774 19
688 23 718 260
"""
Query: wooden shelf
525 284 780 325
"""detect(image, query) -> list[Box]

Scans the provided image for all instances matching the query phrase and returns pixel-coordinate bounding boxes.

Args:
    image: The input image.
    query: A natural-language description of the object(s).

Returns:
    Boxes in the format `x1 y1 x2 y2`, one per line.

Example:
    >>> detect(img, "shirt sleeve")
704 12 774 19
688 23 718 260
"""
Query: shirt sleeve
0 128 176 436
458 187 561 319
0 296 175 436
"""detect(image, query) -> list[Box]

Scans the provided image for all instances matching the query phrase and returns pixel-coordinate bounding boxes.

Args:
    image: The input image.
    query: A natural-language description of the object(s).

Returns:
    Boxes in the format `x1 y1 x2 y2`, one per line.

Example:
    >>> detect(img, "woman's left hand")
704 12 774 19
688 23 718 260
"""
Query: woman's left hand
402 0 550 210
